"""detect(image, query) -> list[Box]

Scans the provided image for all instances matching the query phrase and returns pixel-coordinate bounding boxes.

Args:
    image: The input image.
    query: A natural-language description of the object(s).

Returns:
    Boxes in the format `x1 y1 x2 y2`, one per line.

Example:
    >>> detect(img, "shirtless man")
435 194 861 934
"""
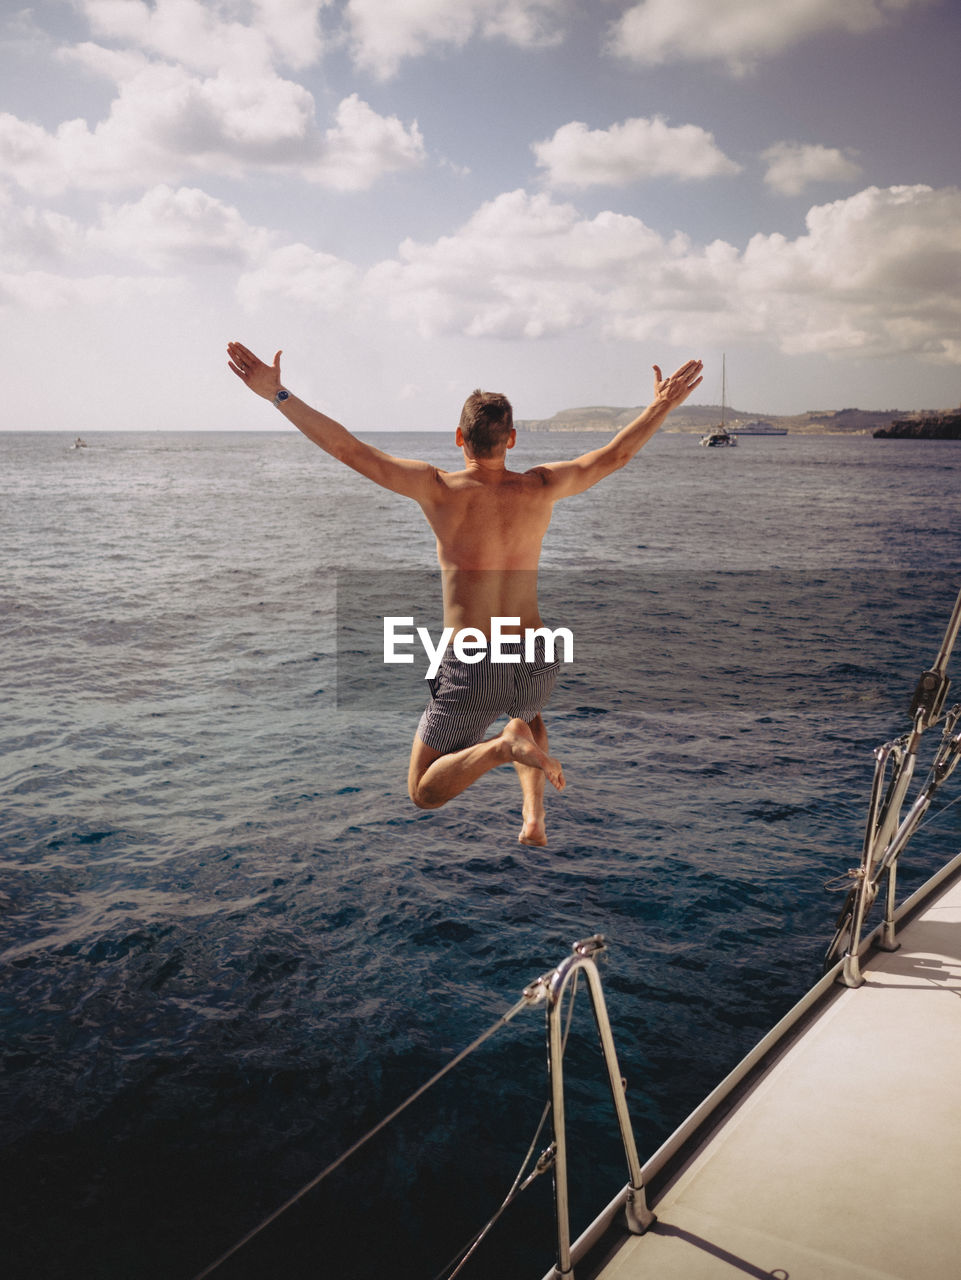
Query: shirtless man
227 342 703 844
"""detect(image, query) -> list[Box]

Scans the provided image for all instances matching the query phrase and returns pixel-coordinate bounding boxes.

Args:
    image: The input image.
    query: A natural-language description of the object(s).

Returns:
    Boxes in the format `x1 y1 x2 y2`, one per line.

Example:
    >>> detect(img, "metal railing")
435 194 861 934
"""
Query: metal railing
524 935 655 1279
194 934 652 1280
825 584 961 985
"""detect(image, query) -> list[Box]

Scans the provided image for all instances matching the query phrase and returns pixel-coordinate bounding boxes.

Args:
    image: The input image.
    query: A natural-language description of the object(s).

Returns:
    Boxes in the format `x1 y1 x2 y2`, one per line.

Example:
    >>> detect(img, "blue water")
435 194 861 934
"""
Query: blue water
2 429 960 1279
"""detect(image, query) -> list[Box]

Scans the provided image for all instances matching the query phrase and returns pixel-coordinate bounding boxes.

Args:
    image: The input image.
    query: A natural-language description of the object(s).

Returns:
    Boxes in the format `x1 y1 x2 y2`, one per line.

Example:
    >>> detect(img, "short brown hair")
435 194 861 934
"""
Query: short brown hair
458 389 513 457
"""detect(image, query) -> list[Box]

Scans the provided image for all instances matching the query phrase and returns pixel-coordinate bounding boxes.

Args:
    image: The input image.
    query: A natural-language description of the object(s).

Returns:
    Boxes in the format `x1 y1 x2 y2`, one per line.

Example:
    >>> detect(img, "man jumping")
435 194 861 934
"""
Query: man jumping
227 342 702 845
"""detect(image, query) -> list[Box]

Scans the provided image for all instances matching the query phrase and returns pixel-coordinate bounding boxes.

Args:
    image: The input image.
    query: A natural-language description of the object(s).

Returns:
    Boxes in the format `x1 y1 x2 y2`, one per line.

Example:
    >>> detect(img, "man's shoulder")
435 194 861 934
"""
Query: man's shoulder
429 466 465 490
430 466 546 489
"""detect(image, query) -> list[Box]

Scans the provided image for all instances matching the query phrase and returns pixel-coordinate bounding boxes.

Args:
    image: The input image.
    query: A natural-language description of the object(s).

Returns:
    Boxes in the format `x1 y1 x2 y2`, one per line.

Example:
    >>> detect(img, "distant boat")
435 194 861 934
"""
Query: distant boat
731 421 788 437
71 437 88 449
698 425 737 447
698 356 737 448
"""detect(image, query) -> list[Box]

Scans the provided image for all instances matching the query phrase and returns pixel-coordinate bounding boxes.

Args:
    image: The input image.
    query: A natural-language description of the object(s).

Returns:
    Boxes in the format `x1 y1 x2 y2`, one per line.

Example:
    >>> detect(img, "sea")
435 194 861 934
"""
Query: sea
2 427 960 1280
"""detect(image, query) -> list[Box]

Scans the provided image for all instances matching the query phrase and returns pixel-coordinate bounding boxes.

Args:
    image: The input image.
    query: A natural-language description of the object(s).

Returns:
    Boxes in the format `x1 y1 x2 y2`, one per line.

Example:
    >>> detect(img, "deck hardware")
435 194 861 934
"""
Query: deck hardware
543 936 655 1280
825 585 961 986
523 972 554 1005
911 668 951 727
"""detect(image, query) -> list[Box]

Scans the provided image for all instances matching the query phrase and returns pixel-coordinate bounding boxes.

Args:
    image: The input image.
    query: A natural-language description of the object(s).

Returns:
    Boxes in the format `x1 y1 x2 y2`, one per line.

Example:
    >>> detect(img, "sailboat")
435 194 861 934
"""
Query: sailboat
698 356 737 447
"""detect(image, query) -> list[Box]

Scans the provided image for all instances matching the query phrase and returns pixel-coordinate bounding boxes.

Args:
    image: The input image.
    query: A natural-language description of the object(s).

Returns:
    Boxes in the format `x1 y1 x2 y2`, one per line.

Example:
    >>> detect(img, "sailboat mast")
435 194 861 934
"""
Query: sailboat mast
721 354 726 429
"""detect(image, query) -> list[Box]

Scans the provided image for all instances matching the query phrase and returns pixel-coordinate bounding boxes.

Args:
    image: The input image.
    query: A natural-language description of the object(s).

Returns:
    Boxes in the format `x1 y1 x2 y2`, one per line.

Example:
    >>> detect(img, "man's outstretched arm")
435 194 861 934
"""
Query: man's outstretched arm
533 359 703 500
227 342 437 501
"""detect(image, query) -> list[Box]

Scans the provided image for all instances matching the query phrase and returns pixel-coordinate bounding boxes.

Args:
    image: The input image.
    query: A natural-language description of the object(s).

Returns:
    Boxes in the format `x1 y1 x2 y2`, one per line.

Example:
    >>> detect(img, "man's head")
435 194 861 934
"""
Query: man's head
457 389 514 458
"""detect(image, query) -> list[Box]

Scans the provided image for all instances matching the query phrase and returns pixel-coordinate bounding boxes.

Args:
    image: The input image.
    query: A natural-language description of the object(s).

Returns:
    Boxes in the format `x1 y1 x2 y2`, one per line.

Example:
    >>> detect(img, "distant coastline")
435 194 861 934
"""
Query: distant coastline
873 411 961 440
516 403 961 436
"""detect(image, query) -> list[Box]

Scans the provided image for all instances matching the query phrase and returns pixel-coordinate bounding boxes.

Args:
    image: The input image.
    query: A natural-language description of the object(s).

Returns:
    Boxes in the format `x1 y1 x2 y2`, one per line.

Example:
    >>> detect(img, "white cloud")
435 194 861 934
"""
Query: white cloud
0 192 85 269
0 173 355 319
0 50 424 194
739 185 961 357
236 242 359 310
365 190 639 338
80 0 327 74
0 1 423 195
345 0 568 78
762 142 862 195
533 116 740 188
91 185 274 268
251 0 330 69
358 184 961 362
0 55 308 193
0 269 179 310
303 94 426 190
0 183 276 298
608 0 934 73
0 114 64 201
14 178 954 368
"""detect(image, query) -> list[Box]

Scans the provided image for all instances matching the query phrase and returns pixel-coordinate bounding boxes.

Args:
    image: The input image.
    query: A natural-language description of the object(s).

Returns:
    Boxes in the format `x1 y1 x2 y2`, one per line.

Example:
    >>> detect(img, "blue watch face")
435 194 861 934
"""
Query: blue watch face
276 390 289 401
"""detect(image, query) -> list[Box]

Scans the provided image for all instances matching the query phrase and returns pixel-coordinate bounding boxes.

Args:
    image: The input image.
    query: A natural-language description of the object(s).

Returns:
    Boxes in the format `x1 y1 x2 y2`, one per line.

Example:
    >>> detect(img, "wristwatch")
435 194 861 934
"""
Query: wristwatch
273 388 291 407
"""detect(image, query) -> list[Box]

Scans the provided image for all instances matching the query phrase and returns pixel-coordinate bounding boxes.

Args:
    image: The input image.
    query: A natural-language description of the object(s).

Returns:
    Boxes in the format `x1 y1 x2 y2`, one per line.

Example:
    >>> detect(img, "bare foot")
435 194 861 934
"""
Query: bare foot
518 815 548 846
502 719 566 792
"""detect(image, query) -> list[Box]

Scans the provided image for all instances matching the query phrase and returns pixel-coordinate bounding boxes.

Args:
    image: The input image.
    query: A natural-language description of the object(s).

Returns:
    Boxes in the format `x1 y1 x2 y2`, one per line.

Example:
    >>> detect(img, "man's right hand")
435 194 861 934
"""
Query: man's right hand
227 342 283 401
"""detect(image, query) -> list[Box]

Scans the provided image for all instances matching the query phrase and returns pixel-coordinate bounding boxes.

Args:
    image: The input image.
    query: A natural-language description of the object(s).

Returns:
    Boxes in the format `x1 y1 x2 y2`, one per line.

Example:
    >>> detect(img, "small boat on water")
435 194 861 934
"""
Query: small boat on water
697 425 736 448
699 357 737 448
71 436 88 449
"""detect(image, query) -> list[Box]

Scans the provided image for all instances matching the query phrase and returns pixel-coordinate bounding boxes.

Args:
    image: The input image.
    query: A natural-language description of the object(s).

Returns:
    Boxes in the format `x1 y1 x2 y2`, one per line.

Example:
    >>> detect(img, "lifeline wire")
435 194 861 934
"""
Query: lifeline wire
434 972 582 1280
193 992 533 1280
915 789 961 836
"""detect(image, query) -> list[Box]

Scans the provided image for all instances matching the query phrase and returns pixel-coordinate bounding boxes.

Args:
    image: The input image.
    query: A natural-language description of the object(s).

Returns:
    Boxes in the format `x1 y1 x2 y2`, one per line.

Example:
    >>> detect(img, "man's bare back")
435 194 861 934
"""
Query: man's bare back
227 341 703 844
421 463 553 634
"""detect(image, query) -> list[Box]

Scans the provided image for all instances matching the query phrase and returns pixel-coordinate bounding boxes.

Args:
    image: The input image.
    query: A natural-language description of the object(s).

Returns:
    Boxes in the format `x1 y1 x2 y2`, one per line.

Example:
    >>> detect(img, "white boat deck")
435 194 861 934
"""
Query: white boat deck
594 865 961 1280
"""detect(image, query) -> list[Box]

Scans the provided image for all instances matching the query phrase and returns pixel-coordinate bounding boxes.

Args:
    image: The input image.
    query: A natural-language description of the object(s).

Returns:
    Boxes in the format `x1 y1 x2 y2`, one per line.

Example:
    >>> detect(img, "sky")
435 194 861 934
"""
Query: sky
1 0 960 432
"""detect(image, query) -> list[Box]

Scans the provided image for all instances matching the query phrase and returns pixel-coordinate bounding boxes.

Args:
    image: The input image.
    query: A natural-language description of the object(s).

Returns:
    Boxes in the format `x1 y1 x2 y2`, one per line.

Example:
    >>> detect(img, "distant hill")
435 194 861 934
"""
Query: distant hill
515 404 940 435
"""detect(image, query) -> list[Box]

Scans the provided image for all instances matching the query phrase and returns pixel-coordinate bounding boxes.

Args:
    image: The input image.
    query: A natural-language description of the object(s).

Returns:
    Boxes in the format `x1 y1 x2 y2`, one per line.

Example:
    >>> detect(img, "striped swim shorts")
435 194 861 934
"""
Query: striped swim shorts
416 636 560 755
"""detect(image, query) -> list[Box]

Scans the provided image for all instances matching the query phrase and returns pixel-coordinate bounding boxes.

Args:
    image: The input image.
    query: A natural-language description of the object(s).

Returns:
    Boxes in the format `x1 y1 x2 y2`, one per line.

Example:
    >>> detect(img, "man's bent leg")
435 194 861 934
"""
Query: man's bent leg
408 732 507 810
408 720 564 811
514 714 551 846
